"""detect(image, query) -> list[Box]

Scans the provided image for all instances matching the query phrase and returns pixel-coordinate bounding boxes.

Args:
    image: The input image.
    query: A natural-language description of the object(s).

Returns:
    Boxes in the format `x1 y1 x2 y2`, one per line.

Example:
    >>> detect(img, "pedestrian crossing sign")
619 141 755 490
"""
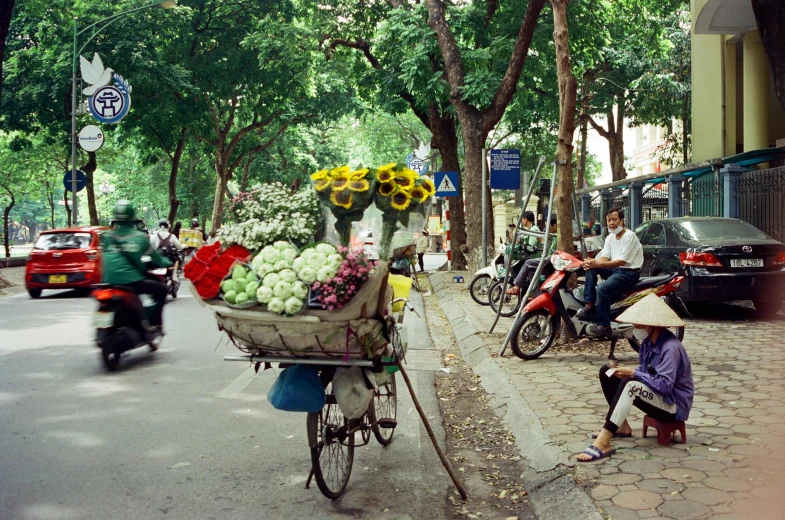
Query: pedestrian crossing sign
434 171 459 197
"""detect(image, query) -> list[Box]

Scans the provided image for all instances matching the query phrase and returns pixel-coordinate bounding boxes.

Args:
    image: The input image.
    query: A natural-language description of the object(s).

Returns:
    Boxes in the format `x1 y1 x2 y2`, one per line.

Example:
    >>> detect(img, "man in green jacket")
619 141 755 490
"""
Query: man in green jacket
101 200 171 334
505 216 558 296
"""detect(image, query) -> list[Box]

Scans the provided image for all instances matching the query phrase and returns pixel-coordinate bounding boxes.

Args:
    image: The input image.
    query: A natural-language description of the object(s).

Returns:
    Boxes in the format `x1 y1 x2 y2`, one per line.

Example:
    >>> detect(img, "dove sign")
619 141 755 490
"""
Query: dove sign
78 125 105 152
81 53 132 124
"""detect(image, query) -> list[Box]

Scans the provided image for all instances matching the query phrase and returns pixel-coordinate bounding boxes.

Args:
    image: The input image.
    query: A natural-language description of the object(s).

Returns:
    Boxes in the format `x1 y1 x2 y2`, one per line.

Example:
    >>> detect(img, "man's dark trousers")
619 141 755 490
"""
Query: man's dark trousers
583 268 640 326
127 279 168 326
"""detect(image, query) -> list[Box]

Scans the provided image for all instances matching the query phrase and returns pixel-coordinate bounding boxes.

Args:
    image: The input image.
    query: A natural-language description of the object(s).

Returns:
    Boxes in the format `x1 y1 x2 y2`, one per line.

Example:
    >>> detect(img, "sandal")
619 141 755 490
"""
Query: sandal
577 444 616 462
592 432 632 439
505 286 521 296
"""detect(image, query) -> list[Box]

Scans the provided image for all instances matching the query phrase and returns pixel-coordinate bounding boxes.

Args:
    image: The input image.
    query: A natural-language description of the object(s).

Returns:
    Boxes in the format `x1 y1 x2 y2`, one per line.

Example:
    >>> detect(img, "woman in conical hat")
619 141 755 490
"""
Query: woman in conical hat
576 293 694 462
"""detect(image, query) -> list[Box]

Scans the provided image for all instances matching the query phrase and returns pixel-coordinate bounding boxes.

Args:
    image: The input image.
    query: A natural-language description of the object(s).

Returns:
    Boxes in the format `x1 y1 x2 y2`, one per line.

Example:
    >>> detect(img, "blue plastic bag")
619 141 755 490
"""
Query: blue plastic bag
267 365 325 413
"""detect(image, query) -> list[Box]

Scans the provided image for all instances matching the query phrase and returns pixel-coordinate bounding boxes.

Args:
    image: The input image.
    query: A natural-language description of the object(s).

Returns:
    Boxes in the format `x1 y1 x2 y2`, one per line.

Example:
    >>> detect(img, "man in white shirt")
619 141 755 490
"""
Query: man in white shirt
577 208 644 336
150 220 185 272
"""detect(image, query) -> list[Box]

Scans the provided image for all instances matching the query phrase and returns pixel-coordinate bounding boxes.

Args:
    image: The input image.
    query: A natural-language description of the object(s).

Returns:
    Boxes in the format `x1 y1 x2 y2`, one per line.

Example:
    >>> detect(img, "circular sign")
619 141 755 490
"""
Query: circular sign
88 85 131 124
78 125 105 152
63 170 87 193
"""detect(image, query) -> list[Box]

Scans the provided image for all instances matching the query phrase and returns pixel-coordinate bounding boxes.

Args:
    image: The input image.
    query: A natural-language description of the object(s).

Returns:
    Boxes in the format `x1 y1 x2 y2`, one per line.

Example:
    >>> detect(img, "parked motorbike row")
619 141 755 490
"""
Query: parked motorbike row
469 241 689 361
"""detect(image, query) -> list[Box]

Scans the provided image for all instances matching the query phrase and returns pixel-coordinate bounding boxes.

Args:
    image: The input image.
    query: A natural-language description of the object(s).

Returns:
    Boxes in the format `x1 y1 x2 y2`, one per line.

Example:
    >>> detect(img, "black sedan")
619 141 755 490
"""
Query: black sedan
634 217 785 317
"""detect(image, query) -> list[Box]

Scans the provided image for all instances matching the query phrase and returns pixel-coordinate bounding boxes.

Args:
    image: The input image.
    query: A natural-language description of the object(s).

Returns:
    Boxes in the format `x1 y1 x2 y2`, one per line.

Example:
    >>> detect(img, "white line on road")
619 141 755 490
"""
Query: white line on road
217 366 261 399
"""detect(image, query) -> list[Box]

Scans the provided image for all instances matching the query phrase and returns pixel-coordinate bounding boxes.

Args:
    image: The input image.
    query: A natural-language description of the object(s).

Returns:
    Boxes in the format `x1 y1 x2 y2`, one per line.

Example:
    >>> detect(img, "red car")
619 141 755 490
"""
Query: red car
25 226 110 298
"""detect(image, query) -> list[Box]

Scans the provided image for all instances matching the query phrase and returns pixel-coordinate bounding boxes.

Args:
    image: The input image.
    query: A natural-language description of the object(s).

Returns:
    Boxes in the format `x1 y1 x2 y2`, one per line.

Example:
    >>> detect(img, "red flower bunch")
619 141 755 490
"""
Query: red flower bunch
312 247 376 311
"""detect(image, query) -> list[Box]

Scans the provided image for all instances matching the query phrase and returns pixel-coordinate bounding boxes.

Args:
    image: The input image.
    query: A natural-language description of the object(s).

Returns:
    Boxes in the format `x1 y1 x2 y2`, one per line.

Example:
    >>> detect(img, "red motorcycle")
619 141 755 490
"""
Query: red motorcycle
509 251 688 360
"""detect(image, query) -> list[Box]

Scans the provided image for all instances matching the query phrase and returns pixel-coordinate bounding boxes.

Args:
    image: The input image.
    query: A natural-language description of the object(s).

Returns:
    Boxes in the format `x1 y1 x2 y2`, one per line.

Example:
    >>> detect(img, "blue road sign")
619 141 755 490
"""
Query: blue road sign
434 171 459 197
63 170 87 192
489 149 521 190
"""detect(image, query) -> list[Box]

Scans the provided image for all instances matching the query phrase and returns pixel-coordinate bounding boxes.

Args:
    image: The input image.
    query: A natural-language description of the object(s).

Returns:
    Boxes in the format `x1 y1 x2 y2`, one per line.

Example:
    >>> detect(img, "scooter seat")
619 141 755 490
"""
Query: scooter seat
629 273 676 292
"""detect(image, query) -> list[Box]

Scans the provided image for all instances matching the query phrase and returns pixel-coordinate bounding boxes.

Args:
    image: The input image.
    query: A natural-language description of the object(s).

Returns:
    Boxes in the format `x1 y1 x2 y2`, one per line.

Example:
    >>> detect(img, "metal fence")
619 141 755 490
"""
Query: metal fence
642 184 668 221
735 166 785 241
685 174 723 218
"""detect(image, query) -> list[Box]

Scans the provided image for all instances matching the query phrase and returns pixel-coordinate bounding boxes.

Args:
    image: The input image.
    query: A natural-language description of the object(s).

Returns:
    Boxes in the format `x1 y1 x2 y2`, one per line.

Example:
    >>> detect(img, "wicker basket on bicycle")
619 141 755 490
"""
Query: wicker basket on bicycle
199 261 393 361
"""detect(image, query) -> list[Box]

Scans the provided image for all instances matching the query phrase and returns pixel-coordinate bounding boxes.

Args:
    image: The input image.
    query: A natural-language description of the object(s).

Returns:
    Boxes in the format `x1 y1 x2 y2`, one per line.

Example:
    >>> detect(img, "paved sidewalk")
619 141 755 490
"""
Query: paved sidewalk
430 271 785 520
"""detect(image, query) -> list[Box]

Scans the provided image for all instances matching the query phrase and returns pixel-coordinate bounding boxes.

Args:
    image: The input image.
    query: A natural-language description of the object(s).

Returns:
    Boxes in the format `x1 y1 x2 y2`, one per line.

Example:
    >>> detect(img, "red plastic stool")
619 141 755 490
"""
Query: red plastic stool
643 416 686 446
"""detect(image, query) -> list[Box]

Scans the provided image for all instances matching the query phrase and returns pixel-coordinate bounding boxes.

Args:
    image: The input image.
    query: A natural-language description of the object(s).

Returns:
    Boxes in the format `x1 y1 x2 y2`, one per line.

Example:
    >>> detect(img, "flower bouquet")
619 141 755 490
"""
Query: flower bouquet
311 247 377 311
311 166 376 247
373 163 435 259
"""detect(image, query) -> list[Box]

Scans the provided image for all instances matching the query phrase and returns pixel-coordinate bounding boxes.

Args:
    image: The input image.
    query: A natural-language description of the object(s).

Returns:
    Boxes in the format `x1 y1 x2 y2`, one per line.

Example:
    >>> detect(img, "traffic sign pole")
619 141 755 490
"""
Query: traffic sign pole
71 22 78 226
482 148 488 268
445 200 451 272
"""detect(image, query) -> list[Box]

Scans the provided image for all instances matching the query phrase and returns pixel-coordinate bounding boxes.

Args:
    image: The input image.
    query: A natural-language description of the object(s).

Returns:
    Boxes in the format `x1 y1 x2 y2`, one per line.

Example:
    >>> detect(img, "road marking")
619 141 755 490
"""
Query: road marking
217 366 259 399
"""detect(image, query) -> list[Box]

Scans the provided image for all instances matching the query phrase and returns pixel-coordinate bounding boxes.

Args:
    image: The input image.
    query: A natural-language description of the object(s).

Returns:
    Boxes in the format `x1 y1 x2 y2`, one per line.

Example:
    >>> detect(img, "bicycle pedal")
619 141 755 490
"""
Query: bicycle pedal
377 419 398 429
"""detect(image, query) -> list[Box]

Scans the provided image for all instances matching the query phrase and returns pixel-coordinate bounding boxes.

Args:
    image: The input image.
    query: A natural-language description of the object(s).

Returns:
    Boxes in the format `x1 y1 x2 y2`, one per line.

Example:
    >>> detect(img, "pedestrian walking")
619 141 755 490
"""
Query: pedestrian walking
416 230 429 272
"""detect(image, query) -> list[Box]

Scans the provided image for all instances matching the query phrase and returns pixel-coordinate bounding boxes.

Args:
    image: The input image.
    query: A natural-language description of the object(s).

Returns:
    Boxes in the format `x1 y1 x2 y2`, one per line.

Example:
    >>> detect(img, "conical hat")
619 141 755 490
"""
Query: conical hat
615 293 685 327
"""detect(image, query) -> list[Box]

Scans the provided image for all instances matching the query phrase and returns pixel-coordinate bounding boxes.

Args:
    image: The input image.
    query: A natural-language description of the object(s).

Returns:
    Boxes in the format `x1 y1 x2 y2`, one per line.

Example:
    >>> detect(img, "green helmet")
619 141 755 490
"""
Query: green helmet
114 199 136 222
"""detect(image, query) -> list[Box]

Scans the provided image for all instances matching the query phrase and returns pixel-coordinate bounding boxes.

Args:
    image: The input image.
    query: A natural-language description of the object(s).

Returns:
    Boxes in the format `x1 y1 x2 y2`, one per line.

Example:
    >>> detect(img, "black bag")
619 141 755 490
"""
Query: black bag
157 234 177 262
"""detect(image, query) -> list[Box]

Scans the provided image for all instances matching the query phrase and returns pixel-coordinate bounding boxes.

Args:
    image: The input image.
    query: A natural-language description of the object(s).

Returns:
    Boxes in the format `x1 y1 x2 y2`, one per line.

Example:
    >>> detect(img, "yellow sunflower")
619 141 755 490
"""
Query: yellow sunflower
393 174 415 189
390 190 412 211
377 162 396 174
310 169 328 181
331 174 350 191
349 168 369 180
408 186 428 202
421 178 436 196
376 169 394 183
330 189 353 209
378 181 398 197
313 178 331 192
329 165 351 178
348 178 370 192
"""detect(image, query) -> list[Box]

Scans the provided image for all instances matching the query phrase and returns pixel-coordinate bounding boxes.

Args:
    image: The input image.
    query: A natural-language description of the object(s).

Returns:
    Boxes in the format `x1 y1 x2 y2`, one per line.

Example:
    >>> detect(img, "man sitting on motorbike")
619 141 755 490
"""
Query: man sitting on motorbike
505 216 557 296
577 208 643 336
150 219 185 273
101 200 172 337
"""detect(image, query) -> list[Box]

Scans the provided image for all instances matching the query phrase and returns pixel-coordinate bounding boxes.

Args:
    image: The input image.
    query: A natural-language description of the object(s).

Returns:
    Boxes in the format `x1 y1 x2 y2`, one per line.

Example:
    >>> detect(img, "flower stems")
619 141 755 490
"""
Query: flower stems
379 214 399 259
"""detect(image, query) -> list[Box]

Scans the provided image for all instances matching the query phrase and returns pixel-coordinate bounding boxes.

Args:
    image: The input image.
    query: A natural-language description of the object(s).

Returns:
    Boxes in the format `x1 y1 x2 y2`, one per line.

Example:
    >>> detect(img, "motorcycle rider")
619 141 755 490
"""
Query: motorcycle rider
505 216 557 296
577 208 643 336
150 219 185 272
101 200 171 337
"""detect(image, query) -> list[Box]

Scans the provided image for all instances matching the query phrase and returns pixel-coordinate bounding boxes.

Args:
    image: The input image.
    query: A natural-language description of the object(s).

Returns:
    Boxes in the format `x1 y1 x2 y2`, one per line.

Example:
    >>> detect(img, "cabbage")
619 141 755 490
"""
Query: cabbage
274 259 291 271
261 247 281 264
246 270 259 283
279 269 297 284
317 265 337 283
267 297 285 314
251 254 264 271
291 257 305 274
291 280 309 300
273 281 293 300
223 290 238 304
284 296 304 316
221 279 235 294
256 263 275 279
245 281 260 297
282 248 298 264
233 278 248 293
316 243 337 256
235 292 250 304
327 253 343 270
256 285 274 304
307 252 327 270
262 272 280 288
299 248 315 261
231 264 248 280
298 266 317 284
274 240 291 251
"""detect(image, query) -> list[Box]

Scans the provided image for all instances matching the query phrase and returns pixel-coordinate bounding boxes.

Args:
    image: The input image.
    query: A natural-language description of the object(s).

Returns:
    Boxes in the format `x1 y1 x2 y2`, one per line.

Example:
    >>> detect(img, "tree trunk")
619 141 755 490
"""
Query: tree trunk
2 186 14 258
46 180 55 228
64 190 72 227
0 0 15 107
577 74 591 190
752 0 785 111
460 124 494 272
81 151 99 225
551 0 578 253
167 129 187 223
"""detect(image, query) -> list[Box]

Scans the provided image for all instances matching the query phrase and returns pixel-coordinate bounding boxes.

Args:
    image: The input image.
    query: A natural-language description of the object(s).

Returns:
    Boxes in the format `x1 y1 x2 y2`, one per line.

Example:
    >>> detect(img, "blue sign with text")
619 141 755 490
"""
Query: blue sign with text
63 170 87 192
489 149 521 190
434 171 459 197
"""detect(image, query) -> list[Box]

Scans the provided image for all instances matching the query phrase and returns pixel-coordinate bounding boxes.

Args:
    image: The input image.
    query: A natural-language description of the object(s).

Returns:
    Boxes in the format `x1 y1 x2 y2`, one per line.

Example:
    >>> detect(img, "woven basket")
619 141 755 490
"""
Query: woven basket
204 262 392 359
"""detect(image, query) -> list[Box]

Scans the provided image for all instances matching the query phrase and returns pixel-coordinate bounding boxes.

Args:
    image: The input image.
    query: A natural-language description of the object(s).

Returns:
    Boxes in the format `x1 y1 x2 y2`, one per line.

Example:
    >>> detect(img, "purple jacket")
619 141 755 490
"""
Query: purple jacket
633 329 694 421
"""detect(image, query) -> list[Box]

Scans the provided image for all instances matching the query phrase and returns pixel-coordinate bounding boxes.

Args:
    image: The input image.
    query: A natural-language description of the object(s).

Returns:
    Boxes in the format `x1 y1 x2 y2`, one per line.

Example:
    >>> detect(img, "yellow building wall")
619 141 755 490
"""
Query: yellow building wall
691 0 725 161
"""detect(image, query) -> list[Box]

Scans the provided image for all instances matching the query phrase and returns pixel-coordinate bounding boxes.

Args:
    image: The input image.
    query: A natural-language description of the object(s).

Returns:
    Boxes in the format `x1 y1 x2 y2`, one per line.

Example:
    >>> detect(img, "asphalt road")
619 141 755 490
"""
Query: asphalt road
0 282 450 520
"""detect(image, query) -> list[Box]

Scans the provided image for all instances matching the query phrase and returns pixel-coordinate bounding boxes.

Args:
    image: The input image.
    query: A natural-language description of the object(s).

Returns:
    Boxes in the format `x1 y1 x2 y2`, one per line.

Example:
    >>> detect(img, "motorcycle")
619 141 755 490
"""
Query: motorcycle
508 251 688 361
471 241 537 307
92 260 165 371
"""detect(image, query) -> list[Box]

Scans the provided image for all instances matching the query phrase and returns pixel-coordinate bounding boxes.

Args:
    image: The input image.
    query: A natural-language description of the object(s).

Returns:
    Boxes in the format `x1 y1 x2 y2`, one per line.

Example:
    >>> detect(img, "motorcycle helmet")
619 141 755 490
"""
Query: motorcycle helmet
191 218 199 227
114 200 136 222
158 219 170 229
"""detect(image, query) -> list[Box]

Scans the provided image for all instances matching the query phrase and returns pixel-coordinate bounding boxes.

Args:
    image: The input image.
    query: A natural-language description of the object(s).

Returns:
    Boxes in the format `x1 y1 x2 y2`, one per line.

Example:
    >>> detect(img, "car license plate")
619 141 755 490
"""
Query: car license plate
49 274 67 284
93 312 114 328
731 258 763 268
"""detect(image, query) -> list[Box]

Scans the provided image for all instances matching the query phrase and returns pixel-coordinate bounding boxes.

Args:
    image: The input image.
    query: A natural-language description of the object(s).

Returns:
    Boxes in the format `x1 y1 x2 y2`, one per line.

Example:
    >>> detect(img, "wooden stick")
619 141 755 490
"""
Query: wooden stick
396 359 469 500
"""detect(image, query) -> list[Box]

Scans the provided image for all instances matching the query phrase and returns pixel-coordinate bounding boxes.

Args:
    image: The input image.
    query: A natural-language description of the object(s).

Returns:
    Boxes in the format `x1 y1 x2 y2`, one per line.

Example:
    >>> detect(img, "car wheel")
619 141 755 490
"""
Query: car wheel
28 289 42 298
753 299 783 319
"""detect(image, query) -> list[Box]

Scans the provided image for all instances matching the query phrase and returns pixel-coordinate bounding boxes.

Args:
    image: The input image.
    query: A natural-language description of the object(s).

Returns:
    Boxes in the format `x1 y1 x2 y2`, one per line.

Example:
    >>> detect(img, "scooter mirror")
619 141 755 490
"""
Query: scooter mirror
141 255 152 263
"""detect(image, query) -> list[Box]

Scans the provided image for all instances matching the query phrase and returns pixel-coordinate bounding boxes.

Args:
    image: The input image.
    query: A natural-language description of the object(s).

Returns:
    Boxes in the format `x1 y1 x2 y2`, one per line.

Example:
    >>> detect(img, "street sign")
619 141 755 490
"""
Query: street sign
434 171 459 197
63 170 87 192
405 152 428 175
78 125 105 152
489 149 521 190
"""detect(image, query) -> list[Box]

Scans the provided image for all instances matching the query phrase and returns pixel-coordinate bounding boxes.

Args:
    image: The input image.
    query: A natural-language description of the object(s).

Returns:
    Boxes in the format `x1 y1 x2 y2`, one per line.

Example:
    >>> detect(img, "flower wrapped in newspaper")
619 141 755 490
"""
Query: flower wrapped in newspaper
311 166 376 247
373 163 435 259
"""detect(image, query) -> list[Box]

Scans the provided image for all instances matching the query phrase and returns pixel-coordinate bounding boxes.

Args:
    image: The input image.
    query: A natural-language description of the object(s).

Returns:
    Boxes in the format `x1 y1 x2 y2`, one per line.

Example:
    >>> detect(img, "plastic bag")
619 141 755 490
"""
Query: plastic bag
332 366 374 419
267 365 325 413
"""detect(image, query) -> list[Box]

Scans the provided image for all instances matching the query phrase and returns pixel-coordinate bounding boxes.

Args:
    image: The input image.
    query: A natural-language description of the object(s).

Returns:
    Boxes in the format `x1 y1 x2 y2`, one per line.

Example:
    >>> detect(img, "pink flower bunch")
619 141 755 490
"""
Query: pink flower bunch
312 247 377 311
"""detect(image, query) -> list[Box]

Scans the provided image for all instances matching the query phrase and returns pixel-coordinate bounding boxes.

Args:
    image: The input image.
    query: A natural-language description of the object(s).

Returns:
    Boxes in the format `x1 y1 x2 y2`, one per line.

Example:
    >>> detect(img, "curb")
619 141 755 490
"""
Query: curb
430 272 603 520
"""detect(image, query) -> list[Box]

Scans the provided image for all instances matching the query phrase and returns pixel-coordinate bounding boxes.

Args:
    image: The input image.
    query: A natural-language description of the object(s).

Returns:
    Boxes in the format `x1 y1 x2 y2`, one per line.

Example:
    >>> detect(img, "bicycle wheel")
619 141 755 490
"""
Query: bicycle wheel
306 382 355 499
368 373 397 446
488 279 522 317
469 274 492 306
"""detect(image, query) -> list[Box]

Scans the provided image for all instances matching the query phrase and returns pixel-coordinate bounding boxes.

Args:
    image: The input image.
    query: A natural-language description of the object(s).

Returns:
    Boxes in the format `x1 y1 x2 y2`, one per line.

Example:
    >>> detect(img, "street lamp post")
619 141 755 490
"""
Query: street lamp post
70 1 176 226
